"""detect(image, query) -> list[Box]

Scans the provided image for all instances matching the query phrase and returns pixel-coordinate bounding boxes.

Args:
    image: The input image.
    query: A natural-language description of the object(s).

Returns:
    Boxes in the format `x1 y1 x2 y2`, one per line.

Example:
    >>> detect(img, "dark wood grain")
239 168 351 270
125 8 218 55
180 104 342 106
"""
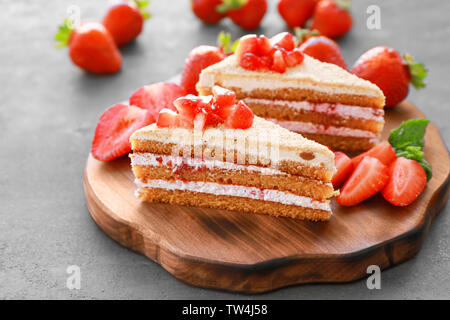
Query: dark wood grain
83 101 449 293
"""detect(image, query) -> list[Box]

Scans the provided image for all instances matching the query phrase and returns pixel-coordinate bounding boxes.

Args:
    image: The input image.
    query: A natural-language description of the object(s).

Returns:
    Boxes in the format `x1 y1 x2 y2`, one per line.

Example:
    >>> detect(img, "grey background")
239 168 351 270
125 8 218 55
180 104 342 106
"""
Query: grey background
0 0 449 299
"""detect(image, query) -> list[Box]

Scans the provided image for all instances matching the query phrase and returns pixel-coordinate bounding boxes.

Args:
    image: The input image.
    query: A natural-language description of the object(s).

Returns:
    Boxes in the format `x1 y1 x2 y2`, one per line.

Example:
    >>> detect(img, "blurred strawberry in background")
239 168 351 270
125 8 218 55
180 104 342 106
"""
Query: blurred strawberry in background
191 0 226 24
278 0 319 28
351 46 427 107
311 0 353 38
55 20 122 74
217 0 267 30
102 0 151 47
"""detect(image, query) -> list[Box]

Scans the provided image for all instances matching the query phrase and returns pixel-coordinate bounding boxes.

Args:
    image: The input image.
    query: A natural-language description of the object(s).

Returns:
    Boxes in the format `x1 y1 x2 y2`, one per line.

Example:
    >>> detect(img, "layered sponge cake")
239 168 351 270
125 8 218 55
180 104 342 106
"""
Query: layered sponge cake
130 87 337 221
197 33 386 151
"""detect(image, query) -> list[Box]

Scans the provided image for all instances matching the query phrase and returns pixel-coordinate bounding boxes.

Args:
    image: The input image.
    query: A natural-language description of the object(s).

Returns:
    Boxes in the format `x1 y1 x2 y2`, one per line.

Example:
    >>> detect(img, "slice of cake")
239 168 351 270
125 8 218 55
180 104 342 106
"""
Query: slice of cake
130 86 337 221
196 33 386 151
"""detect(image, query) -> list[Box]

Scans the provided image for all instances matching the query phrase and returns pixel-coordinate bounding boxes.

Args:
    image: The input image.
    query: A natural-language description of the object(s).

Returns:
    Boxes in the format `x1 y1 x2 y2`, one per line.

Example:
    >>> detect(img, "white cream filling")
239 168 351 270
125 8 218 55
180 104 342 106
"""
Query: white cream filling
135 178 331 211
199 73 379 97
244 98 384 122
266 118 379 139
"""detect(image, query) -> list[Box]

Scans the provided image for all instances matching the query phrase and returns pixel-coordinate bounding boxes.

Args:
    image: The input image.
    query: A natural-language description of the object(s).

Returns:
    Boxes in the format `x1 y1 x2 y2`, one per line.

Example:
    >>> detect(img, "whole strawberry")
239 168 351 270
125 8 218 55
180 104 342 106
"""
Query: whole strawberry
311 0 352 39
278 0 318 28
218 0 267 30
55 20 122 74
181 45 225 94
192 0 226 24
298 34 346 69
102 0 150 47
351 46 427 107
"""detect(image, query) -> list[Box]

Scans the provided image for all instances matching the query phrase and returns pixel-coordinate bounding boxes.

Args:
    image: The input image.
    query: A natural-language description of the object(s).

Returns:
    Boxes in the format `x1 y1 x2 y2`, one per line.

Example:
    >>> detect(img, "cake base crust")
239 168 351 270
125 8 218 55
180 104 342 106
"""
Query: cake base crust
137 187 331 221
299 133 378 151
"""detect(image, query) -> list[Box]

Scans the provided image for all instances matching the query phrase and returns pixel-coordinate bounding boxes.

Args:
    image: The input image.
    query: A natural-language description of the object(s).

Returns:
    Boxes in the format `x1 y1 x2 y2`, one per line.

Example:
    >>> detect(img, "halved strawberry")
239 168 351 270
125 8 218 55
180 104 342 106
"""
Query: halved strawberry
257 35 274 55
271 50 287 73
156 108 179 128
352 141 397 167
129 82 186 122
337 156 389 206
91 103 151 161
212 85 236 108
332 151 353 188
225 101 254 129
270 32 295 51
381 157 427 206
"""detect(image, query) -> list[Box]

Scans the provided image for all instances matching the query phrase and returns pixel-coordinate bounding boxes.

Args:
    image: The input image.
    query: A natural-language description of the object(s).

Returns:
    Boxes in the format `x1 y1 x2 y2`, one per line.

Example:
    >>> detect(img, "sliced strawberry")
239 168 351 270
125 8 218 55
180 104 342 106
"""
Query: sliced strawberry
337 156 389 206
194 112 207 131
212 85 236 108
352 141 397 167
332 151 353 188
270 32 295 51
381 157 427 206
173 94 203 120
271 50 287 73
91 103 151 161
129 82 186 122
225 101 254 129
156 108 180 128
180 45 224 94
239 53 267 71
257 35 274 55
285 49 305 67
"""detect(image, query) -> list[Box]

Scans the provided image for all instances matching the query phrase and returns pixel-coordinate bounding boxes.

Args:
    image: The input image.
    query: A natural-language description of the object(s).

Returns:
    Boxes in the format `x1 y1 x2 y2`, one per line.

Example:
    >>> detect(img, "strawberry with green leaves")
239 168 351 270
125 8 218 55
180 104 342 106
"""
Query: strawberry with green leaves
311 0 353 39
55 20 122 74
102 0 151 47
351 47 428 107
217 0 267 30
191 0 226 24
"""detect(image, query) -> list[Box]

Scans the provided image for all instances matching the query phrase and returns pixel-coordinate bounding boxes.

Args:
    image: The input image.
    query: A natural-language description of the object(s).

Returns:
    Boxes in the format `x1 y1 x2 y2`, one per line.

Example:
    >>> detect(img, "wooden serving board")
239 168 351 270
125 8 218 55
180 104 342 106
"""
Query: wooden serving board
84 101 449 293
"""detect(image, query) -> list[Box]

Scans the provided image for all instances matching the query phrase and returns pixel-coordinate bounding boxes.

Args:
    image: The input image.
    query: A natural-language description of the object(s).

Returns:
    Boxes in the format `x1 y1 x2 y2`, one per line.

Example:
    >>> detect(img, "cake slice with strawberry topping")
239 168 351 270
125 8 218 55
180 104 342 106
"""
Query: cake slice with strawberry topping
129 86 337 221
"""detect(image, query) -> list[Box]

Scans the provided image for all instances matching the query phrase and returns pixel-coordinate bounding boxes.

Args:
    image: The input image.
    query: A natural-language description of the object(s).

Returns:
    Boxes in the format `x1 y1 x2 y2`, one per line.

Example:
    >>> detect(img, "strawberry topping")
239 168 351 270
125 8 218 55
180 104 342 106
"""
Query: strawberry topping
157 86 254 131
235 33 304 73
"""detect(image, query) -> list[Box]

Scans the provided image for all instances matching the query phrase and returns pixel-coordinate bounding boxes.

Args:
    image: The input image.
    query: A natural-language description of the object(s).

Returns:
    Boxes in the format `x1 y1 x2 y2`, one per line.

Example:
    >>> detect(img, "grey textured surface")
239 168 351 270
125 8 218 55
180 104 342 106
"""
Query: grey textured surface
0 0 449 299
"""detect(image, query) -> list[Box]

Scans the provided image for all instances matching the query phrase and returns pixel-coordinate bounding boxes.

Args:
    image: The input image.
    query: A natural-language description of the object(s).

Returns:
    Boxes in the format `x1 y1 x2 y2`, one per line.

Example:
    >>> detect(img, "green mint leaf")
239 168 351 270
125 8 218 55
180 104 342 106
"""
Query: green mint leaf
389 119 429 149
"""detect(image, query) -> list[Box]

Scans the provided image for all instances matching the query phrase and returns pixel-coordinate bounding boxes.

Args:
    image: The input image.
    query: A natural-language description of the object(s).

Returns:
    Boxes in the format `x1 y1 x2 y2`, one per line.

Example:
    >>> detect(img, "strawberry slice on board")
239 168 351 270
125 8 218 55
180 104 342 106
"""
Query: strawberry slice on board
337 156 389 206
381 157 427 207
352 141 397 168
129 82 186 122
91 103 152 161
332 151 353 188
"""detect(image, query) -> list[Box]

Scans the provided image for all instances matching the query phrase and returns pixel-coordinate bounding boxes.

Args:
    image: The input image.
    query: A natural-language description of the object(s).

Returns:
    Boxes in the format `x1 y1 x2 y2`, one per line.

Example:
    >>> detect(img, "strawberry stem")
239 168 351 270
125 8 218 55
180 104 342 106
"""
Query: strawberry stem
403 53 427 89
217 31 238 54
336 0 351 11
294 28 320 45
135 0 151 20
54 18 73 48
216 0 247 14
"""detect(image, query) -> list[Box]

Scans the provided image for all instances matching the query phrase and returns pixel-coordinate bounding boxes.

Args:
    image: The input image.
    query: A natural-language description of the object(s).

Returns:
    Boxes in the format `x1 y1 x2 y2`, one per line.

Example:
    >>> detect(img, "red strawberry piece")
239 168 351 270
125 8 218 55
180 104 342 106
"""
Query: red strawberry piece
270 32 296 51
156 108 180 128
285 48 305 67
351 47 427 107
129 82 186 122
277 0 318 28
55 21 122 74
218 0 267 30
271 50 287 73
299 35 346 69
91 103 151 161
191 0 225 24
225 101 254 129
352 141 397 168
180 45 224 94
337 156 389 206
381 157 427 206
311 0 353 39
102 0 150 47
194 112 208 131
173 94 203 120
212 85 236 109
257 35 275 56
332 151 353 188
